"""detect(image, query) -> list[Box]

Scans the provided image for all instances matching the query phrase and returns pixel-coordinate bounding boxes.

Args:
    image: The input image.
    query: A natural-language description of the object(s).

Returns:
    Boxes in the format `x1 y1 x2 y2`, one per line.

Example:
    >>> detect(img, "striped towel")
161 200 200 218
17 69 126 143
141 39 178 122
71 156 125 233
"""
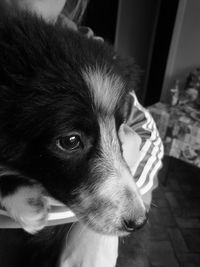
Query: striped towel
126 92 164 198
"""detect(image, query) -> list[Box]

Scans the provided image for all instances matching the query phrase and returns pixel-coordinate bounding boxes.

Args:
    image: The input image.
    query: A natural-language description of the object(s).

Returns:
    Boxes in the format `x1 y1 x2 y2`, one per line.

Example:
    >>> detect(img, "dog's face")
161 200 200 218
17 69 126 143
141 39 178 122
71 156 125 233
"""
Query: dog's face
0 11 146 235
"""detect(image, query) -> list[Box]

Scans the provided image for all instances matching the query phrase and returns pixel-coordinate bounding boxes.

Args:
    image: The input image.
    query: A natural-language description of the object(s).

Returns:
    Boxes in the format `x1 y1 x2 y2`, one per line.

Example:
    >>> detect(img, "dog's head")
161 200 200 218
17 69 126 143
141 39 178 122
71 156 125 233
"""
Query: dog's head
0 11 147 235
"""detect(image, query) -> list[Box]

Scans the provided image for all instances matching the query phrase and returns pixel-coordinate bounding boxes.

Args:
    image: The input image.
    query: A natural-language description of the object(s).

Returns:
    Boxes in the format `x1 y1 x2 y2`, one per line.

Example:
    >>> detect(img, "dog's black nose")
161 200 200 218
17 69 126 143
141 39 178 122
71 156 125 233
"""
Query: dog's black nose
123 212 148 232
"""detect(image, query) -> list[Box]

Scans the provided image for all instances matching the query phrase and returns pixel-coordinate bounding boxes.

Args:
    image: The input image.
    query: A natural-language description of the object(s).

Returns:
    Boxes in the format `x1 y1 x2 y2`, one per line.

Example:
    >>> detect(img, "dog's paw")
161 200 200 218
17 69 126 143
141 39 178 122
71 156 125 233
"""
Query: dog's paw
1 185 49 234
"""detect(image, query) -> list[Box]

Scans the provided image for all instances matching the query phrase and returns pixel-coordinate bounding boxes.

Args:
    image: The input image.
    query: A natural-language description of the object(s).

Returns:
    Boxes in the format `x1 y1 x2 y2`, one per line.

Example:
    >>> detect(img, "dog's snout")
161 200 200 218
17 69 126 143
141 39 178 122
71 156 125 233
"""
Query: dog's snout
123 212 148 233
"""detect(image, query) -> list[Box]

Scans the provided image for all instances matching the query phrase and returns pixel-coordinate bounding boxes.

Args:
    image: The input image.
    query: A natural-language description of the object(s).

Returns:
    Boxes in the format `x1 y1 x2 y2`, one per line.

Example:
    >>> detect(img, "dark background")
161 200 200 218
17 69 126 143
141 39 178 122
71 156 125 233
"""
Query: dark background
84 0 179 106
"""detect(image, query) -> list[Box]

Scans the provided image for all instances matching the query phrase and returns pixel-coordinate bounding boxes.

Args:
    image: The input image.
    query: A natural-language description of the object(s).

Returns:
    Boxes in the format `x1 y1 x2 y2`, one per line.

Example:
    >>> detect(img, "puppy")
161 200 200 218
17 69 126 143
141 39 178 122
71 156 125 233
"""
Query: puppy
0 8 147 266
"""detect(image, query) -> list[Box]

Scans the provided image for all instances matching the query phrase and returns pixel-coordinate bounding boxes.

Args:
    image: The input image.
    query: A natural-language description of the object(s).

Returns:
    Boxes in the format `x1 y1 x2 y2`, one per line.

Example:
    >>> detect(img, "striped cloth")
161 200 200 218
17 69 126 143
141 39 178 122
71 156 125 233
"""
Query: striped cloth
126 92 164 202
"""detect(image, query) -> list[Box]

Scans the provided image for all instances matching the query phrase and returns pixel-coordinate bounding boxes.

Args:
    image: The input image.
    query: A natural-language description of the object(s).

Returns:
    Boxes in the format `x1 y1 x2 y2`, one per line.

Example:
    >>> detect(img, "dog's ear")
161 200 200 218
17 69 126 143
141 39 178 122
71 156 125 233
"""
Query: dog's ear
114 55 142 94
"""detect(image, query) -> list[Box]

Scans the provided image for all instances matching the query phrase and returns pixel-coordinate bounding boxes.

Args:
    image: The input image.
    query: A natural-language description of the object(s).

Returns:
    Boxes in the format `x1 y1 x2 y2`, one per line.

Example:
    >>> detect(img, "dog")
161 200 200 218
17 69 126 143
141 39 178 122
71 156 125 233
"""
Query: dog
0 7 147 267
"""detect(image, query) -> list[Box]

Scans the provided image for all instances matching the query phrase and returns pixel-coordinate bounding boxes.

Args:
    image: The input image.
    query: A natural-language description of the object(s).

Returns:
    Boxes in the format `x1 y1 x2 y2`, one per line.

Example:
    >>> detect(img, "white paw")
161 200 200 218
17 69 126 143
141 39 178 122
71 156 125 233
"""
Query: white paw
1 185 49 234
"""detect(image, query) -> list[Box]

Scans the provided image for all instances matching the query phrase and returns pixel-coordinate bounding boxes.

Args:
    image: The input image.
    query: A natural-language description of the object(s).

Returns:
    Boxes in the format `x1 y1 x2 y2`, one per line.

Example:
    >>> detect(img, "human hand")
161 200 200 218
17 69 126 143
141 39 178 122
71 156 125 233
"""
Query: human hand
3 0 66 22
118 124 141 168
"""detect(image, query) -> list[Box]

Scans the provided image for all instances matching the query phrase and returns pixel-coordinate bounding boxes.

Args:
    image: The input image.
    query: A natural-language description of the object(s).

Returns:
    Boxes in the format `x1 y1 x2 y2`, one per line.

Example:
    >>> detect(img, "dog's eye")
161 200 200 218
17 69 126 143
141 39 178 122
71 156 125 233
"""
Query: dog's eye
57 135 82 151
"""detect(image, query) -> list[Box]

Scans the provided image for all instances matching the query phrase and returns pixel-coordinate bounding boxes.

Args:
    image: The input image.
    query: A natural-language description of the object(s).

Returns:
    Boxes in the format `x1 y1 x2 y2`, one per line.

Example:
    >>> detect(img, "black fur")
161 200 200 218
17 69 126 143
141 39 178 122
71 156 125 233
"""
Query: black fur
0 12 100 194
0 8 143 267
0 9 133 199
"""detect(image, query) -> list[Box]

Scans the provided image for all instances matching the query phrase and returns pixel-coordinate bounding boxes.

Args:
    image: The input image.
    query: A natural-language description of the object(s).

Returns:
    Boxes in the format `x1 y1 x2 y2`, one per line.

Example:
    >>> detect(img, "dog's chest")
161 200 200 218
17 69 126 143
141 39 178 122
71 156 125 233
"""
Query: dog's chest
59 223 119 267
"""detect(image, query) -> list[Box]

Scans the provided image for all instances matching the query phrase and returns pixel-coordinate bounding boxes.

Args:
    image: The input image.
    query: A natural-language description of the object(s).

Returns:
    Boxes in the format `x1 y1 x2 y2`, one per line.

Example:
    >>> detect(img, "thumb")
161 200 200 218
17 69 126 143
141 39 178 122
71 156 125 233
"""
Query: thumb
118 124 141 168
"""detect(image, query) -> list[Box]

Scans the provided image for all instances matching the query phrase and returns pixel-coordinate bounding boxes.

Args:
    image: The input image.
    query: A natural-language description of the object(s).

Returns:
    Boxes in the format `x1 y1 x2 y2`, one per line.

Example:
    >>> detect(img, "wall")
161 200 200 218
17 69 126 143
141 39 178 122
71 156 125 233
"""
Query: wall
115 0 160 103
161 0 200 103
